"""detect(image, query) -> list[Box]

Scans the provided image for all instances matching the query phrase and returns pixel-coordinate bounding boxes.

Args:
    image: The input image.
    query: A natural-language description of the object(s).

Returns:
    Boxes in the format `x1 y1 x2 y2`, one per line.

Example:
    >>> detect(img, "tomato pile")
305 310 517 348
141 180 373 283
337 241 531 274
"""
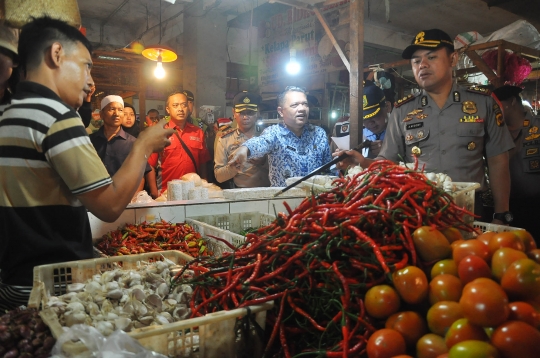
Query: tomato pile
95 220 212 257
172 160 481 357
365 226 540 358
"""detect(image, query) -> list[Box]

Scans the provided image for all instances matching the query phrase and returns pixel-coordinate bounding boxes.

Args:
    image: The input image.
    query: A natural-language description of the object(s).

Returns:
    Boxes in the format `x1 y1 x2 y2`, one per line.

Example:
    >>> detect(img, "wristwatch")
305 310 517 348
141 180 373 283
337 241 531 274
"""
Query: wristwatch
493 211 514 224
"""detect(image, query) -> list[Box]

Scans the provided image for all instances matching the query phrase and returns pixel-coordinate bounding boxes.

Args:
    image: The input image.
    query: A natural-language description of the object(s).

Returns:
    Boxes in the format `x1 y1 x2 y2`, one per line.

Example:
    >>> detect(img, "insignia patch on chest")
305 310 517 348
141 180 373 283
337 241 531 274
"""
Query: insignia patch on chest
459 116 484 123
286 145 297 152
411 146 421 156
530 159 540 170
526 148 538 156
467 141 476 151
526 134 540 141
406 133 414 141
406 122 424 130
417 113 428 120
417 130 425 139
408 109 422 116
403 116 413 122
529 126 538 135
524 119 530 127
462 101 477 114
421 96 428 107
454 91 460 102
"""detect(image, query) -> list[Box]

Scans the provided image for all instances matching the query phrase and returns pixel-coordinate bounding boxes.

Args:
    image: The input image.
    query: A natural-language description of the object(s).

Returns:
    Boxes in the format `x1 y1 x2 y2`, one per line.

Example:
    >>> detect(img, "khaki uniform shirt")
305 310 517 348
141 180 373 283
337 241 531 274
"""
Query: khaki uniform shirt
214 128 270 188
508 110 540 200
379 84 514 190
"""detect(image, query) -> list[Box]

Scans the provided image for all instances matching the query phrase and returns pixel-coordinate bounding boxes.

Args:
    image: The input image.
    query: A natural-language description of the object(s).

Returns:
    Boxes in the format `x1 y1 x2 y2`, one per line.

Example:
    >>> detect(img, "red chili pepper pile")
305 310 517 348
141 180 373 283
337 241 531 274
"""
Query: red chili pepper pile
95 220 211 257
174 160 475 357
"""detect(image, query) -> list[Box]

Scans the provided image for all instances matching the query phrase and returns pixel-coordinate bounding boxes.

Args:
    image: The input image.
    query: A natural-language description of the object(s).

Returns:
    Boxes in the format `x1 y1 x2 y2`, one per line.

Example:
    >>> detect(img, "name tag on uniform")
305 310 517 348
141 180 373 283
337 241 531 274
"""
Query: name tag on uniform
406 122 424 130
286 145 296 152
189 136 201 142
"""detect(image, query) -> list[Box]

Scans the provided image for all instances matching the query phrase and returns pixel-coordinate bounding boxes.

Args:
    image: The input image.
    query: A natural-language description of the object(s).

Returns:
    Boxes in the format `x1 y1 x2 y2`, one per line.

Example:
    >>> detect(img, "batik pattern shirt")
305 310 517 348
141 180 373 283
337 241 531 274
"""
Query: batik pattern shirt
243 123 332 186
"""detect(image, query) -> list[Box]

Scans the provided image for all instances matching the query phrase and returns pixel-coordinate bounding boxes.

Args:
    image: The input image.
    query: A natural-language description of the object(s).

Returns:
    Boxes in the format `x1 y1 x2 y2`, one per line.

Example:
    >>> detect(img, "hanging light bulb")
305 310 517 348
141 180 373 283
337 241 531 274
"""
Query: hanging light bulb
154 53 165 79
286 48 300 75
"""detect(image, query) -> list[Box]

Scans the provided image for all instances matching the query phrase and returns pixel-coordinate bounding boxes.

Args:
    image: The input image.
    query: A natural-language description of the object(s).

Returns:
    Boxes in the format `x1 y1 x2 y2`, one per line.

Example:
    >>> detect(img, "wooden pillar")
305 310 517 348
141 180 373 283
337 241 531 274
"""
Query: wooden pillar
138 65 147 132
349 0 364 148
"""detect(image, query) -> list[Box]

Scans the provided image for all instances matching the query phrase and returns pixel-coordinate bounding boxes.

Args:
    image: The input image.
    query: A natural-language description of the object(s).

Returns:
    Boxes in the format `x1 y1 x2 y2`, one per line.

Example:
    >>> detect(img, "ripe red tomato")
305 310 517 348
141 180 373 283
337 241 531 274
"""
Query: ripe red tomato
513 230 537 252
475 232 496 247
508 302 540 328
416 333 448 358
448 340 500 358
426 301 464 336
393 266 429 304
527 249 540 264
413 226 452 262
457 255 492 285
491 321 540 358
452 239 490 265
366 328 407 358
441 227 464 244
490 247 527 281
500 258 540 300
428 274 463 304
444 318 489 349
431 259 458 279
487 231 524 257
385 311 427 347
365 284 401 319
459 278 509 327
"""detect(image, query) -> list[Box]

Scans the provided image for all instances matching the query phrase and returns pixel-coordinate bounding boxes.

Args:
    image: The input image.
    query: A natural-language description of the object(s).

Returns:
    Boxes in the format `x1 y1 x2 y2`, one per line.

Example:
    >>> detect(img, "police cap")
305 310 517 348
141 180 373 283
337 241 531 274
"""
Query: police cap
233 91 261 113
402 29 454 59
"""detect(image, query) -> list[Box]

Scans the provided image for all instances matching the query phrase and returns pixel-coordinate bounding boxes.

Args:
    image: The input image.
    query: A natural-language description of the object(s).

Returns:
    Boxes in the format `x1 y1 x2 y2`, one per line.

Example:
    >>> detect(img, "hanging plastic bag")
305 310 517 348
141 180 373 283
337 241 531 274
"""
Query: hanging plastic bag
50 325 167 358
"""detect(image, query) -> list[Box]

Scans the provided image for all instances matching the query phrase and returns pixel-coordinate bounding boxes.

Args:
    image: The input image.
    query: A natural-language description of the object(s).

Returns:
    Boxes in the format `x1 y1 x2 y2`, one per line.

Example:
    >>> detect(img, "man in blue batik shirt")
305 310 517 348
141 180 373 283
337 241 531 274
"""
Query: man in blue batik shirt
228 86 332 186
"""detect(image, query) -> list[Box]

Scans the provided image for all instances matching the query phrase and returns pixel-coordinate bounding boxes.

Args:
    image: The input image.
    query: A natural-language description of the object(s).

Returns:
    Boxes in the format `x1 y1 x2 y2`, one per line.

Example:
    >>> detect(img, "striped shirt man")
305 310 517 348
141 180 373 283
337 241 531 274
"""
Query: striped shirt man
0 81 112 310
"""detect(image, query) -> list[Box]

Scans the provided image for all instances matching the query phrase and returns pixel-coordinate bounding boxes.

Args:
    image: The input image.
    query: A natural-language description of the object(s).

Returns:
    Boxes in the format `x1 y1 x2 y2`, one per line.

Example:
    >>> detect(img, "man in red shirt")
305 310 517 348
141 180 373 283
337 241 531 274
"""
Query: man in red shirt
147 92 210 197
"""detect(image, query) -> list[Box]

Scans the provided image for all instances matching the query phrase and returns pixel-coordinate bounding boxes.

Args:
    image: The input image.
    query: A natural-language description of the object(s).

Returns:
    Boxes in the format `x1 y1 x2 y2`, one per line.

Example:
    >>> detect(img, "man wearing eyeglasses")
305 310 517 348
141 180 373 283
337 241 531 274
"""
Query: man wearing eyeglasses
228 86 332 187
214 92 270 188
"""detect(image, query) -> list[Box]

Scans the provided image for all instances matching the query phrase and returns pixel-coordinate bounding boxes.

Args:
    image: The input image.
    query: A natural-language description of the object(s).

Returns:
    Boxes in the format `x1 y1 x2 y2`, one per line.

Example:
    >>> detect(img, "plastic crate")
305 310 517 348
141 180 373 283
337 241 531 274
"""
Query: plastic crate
187 212 275 235
463 221 524 239
450 182 480 223
34 251 193 297
34 251 273 358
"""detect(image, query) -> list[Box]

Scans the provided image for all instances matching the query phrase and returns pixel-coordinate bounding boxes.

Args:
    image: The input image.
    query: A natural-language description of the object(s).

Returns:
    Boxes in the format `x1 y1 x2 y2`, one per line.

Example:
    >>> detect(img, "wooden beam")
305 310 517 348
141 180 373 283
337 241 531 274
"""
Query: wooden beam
138 66 147 132
464 50 498 84
312 7 350 72
363 58 410 72
349 0 364 148
268 0 312 10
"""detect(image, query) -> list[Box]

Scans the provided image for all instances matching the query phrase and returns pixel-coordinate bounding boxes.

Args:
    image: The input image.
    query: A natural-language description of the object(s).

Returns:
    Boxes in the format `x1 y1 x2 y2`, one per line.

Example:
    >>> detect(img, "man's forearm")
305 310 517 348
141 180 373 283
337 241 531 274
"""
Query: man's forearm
487 152 510 213
215 164 238 183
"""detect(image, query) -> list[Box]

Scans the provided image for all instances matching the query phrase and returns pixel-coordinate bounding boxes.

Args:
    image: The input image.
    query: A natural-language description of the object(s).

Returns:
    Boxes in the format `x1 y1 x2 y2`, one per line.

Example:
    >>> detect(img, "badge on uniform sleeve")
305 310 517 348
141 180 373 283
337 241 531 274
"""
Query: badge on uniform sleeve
526 126 540 141
406 133 414 141
496 112 504 127
453 91 460 102
421 96 428 107
411 146 422 156
462 101 477 115
524 120 530 127
467 141 476 151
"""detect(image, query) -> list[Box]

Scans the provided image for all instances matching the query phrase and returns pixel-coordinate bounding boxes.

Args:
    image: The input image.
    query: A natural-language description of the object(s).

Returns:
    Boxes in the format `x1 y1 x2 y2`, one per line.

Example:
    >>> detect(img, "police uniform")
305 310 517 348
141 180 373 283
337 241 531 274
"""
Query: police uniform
214 127 270 187
214 91 270 188
380 84 514 190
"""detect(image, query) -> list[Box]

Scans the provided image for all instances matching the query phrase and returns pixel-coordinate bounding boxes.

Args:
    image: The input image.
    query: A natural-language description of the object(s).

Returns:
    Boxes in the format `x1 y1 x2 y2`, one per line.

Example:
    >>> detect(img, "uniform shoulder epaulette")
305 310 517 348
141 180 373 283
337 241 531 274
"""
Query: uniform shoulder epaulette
219 127 235 138
466 86 491 96
394 93 417 108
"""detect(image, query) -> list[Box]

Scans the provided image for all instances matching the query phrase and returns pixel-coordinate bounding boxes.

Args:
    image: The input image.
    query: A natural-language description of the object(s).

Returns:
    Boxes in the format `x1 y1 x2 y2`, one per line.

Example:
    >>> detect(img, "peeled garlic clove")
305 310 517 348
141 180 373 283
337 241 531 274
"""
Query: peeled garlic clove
115 317 132 331
146 294 163 312
107 312 119 320
101 270 117 284
106 289 123 300
139 316 154 325
67 283 85 293
131 288 146 302
159 312 173 323
96 321 114 336
155 314 170 325
105 281 120 292
66 301 85 312
156 282 169 298
65 311 88 327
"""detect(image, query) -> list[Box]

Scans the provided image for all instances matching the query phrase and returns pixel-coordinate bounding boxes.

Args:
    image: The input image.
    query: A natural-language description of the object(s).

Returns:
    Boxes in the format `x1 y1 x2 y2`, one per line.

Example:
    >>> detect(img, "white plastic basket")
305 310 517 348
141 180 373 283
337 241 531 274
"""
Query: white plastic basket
33 251 273 358
450 182 480 223
462 221 525 239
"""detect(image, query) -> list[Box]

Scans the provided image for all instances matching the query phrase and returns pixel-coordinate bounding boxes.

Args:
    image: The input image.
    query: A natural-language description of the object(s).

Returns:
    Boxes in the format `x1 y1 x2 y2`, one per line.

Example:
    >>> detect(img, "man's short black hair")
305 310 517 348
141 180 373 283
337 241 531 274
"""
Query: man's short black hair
147 108 159 115
18 16 92 74
166 91 187 107
277 86 307 108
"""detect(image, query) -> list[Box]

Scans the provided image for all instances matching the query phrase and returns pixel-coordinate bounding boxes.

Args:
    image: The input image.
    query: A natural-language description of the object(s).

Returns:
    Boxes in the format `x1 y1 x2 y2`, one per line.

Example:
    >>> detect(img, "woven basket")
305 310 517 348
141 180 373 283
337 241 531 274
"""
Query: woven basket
4 0 81 29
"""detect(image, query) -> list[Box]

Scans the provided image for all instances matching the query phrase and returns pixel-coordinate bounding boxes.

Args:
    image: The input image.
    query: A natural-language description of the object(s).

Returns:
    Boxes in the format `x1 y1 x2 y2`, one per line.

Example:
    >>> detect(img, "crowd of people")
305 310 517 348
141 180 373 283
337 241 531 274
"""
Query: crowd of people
0 17 538 310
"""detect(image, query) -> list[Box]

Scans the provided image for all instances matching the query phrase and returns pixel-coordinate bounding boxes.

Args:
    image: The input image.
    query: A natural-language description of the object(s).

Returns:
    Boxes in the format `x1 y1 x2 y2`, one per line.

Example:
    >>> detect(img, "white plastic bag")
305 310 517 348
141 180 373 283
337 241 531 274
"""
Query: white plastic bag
130 190 154 204
51 325 167 358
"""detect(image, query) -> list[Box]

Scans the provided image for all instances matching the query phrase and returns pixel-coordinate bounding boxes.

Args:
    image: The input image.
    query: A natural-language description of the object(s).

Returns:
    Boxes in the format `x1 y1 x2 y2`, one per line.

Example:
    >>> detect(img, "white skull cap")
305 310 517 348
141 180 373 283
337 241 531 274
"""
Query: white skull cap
101 95 124 110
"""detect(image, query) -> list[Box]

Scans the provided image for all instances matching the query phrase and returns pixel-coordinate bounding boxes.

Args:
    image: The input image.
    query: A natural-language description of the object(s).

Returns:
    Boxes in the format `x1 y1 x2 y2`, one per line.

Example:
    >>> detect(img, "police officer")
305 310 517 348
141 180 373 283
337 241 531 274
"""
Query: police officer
362 84 388 158
336 29 514 221
493 85 540 240
214 92 270 188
